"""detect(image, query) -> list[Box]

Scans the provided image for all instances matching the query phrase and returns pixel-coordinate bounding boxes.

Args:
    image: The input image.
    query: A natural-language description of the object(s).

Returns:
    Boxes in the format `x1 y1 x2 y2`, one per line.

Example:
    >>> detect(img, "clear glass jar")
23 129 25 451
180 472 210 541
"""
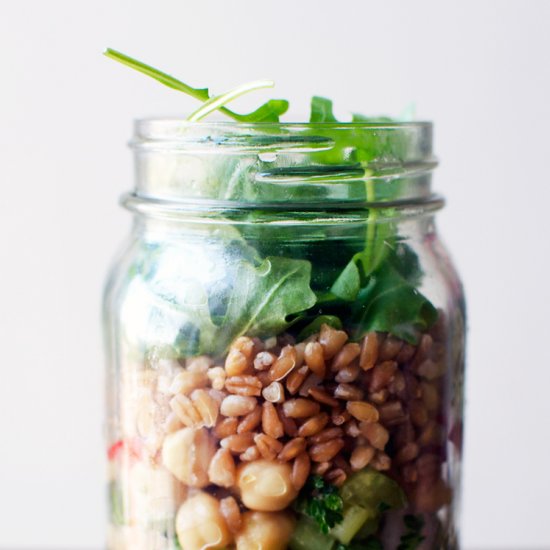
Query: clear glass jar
103 121 466 550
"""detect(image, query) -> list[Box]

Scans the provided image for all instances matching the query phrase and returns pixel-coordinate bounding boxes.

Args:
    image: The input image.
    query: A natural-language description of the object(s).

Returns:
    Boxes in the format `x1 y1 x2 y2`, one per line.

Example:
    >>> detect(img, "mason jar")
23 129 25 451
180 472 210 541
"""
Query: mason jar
103 120 466 550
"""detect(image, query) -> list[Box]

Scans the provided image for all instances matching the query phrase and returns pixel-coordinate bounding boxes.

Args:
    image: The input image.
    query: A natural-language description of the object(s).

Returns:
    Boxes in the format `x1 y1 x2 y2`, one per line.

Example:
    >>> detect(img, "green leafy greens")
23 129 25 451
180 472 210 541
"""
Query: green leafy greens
111 50 437 354
295 475 344 534
104 48 288 122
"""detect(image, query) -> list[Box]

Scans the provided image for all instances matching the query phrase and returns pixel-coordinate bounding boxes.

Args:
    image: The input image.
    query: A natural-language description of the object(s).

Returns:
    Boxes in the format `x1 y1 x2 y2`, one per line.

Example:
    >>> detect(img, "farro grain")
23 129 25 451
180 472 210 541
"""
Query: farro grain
331 407 351 426
420 382 440 413
335 363 360 384
220 432 256 453
220 395 257 417
262 381 285 403
395 442 420 465
278 406 298 437
378 400 407 426
298 373 323 398
208 448 236 488
371 452 391 471
225 375 262 397
297 413 329 438
237 405 262 433
225 349 250 377
308 387 339 408
213 417 239 439
418 421 441 447
359 332 379 371
344 420 361 438
286 366 309 395
190 388 219 427
282 398 321 418
269 345 297 381
409 399 429 427
325 468 346 487
359 422 389 450
253 351 276 371
369 389 389 405
309 427 344 445
350 445 376 471
169 394 202 427
294 342 306 368
331 343 361 371
416 359 443 380
278 437 307 462
379 335 404 361
230 336 255 360
396 343 416 364
319 324 349 359
347 401 379 423
369 361 398 392
239 445 260 462
262 401 284 439
207 366 227 391
186 356 213 373
309 438 345 462
169 371 208 395
220 496 242 534
334 383 364 401
254 433 284 460
304 342 326 379
291 452 311 490
312 461 332 475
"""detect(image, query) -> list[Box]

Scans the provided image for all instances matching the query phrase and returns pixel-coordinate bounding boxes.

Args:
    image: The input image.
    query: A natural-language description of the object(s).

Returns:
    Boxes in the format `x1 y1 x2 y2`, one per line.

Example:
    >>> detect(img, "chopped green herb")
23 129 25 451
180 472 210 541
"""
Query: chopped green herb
295 475 344 534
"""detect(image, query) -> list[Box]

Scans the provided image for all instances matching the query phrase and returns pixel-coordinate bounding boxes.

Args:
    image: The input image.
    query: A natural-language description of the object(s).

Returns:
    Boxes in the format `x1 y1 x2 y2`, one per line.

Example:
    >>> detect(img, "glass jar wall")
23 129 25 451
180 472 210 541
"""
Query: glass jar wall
103 121 466 550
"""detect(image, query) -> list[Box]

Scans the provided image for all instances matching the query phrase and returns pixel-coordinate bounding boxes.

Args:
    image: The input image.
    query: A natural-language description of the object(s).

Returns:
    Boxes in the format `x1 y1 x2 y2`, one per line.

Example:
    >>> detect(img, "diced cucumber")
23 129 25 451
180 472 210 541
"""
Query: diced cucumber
340 468 407 511
290 517 336 550
330 505 374 544
353 514 380 540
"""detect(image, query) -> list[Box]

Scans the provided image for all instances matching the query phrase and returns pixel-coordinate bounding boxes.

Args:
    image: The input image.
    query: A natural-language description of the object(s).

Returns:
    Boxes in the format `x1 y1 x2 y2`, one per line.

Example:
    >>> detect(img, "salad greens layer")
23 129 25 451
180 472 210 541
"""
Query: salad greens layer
107 49 437 356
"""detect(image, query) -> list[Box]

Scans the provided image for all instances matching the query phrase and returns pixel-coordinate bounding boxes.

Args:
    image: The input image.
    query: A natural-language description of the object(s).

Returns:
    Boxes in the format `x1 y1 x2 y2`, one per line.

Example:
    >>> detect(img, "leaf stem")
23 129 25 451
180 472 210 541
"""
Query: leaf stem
103 48 287 122
364 171 378 271
187 80 275 121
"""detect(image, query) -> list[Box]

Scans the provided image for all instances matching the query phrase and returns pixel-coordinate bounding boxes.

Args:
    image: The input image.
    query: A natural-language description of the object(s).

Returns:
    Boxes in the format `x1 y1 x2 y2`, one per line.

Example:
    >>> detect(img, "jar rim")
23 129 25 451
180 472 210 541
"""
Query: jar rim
133 118 433 136
130 118 437 211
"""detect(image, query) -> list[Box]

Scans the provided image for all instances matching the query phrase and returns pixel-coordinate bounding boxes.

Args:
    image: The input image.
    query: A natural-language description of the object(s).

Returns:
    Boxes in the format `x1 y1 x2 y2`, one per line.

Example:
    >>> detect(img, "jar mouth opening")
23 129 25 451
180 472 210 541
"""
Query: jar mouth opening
130 118 437 210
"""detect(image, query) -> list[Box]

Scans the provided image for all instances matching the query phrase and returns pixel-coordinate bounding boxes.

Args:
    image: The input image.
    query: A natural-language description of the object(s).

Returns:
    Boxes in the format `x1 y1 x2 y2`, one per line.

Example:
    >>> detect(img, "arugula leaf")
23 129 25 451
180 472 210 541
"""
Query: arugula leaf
329 261 361 301
172 255 316 356
104 48 288 122
295 475 344 534
131 232 316 358
350 261 437 343
310 96 339 123
220 256 316 340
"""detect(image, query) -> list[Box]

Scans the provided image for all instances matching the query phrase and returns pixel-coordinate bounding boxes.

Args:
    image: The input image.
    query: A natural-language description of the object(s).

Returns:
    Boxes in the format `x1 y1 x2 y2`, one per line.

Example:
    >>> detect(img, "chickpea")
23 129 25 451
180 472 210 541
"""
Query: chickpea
162 427 215 488
128 462 187 523
175 492 232 550
236 460 298 512
235 511 295 550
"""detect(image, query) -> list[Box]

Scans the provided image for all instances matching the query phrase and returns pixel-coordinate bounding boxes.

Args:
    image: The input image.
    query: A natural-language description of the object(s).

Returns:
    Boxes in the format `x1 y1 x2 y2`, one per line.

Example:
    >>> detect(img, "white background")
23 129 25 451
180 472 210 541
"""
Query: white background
1 1 549 548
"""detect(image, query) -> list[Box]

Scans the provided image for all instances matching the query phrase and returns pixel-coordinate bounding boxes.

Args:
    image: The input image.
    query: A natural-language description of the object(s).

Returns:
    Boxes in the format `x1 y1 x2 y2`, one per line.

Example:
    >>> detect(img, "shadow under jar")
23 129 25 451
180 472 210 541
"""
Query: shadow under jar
103 120 466 550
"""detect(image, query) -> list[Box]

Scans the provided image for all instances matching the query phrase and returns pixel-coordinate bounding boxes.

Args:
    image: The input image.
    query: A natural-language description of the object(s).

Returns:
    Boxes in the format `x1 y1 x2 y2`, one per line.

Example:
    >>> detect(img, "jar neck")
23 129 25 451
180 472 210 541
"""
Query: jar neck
128 120 440 216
